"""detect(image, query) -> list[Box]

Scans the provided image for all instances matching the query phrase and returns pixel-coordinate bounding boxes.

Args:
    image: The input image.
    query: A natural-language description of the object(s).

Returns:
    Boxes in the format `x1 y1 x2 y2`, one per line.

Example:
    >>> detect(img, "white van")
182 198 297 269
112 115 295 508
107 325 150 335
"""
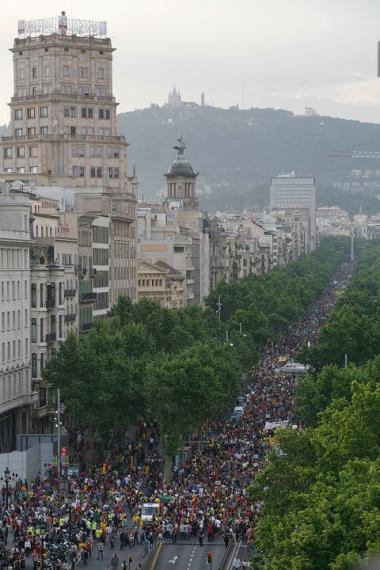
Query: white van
140 502 160 526
231 406 244 420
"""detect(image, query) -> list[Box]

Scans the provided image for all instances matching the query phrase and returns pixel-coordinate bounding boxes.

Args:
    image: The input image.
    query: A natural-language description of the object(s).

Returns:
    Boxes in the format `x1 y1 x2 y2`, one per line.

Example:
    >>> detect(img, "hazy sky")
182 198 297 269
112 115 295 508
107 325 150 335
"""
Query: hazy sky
0 0 379 123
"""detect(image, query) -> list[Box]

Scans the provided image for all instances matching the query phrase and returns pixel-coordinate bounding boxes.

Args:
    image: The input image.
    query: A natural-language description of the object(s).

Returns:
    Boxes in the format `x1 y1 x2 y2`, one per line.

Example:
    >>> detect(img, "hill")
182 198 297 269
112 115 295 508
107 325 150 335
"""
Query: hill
118 104 380 214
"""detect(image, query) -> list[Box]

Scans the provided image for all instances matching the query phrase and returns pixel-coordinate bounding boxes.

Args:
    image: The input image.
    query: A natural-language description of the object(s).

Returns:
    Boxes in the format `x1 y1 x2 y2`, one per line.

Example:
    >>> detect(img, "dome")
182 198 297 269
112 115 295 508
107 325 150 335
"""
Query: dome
167 157 197 178
166 136 198 179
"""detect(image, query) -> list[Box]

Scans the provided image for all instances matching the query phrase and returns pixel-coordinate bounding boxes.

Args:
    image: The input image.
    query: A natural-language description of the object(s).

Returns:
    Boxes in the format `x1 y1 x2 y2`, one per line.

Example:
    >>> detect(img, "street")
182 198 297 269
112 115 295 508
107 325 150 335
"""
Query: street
155 543 226 570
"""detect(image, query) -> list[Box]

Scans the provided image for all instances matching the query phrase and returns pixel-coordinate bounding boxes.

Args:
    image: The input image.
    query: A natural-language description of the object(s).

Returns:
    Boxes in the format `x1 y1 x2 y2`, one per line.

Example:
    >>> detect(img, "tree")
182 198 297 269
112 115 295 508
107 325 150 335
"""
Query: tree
144 340 241 456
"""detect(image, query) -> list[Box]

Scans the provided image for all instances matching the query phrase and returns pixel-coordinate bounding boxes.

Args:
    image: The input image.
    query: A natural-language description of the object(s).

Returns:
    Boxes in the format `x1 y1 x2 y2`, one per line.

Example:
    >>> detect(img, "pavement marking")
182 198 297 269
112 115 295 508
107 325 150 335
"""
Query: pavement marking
169 555 178 564
187 546 196 568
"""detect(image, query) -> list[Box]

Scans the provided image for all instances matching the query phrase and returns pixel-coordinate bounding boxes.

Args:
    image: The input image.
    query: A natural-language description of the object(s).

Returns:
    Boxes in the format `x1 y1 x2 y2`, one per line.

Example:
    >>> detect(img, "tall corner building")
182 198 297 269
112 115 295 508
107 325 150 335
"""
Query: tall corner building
0 11 137 300
269 175 317 251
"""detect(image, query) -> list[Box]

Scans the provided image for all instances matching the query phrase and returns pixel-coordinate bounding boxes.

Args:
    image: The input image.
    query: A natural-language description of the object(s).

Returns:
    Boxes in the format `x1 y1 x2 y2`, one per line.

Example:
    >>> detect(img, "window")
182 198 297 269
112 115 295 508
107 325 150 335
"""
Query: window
43 85 51 95
90 167 102 178
72 145 85 157
79 85 90 96
93 226 109 243
64 107 70 117
99 128 110 137
4 148 12 159
30 166 38 173
31 354 37 378
39 106 48 118
59 315 63 338
15 128 23 137
108 167 119 178
81 127 93 136
27 107 35 119
95 86 107 97
95 292 109 310
64 47 69 52
70 107 76 117
79 67 88 78
99 109 110 119
94 270 108 288
72 166 85 177
107 145 119 159
81 107 93 118
63 65 70 77
17 167 25 173
31 318 37 343
31 283 37 308
32 66 37 79
29 146 38 158
14 109 23 120
96 67 105 80
16 147 25 158
62 84 73 94
93 248 109 265
44 65 50 78
27 127 36 137
40 283 44 307
40 126 48 135
90 145 102 158
19 68 25 80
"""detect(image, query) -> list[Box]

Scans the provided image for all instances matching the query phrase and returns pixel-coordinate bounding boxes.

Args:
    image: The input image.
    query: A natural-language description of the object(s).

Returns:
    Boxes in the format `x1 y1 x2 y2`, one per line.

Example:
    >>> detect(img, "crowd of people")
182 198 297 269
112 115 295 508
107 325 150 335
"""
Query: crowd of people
0 263 354 570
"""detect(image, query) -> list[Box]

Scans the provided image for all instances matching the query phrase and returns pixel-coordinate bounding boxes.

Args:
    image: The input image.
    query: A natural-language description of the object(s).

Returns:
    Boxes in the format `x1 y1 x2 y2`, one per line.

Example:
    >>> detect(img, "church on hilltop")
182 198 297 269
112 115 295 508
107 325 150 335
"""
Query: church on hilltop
167 86 182 107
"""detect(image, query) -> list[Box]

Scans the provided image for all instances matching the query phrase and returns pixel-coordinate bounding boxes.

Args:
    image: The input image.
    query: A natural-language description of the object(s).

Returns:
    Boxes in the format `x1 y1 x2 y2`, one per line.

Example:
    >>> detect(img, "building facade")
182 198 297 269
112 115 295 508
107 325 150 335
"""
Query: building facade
0 194 36 451
270 175 316 251
0 14 138 440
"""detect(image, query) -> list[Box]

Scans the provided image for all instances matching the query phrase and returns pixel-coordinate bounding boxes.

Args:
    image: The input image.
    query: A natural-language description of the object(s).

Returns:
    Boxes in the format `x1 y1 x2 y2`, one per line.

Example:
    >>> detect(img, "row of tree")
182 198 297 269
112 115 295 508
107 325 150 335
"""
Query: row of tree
44 237 348 456
253 239 380 569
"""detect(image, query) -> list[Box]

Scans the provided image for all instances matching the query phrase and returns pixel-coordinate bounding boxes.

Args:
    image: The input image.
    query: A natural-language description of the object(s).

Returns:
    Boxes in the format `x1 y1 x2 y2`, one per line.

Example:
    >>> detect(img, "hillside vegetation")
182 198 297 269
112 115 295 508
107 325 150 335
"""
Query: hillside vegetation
118 104 380 213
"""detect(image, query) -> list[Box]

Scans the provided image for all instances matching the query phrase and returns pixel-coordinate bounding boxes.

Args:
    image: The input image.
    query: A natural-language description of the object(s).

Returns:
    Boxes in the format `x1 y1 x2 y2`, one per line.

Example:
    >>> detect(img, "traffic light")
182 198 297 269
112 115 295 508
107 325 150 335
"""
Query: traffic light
207 552 213 565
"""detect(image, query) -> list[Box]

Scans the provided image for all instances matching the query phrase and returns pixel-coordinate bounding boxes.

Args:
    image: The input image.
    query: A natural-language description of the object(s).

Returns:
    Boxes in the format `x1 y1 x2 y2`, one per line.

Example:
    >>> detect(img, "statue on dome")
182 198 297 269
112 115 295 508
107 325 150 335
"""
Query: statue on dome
173 136 186 157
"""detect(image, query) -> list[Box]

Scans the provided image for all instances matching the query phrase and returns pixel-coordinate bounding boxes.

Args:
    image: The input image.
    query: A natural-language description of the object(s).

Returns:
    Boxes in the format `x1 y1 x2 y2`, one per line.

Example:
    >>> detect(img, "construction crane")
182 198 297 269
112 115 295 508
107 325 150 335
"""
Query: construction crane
328 150 361 262
329 150 380 159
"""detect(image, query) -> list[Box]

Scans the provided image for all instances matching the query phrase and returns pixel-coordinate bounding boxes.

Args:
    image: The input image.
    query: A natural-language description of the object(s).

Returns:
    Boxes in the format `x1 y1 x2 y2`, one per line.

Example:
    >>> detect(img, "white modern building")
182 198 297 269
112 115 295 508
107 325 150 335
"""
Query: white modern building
270 175 317 251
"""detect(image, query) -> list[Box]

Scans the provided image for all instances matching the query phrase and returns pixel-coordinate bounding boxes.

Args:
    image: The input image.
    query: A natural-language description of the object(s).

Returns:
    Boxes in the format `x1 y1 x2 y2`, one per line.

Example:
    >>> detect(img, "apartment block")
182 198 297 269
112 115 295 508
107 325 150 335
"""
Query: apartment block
0 194 36 451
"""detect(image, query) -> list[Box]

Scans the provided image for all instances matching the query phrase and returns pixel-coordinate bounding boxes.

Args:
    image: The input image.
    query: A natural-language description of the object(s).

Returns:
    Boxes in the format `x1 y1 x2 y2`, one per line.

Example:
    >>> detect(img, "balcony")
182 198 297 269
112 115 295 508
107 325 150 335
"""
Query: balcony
46 332 57 343
80 291 96 303
64 289 76 298
1 131 124 143
32 405 50 419
46 299 55 309
64 314 76 324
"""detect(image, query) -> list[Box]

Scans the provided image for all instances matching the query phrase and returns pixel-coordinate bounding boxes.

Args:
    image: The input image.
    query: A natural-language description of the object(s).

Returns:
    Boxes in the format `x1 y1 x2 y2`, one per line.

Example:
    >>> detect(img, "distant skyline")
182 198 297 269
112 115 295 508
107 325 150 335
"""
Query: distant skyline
0 0 380 124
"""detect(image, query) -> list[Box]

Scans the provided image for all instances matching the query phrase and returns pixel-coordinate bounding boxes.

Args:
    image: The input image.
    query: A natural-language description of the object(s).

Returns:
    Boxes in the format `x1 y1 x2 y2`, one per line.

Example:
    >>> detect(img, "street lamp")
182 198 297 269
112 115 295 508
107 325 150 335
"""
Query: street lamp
4 467 10 510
